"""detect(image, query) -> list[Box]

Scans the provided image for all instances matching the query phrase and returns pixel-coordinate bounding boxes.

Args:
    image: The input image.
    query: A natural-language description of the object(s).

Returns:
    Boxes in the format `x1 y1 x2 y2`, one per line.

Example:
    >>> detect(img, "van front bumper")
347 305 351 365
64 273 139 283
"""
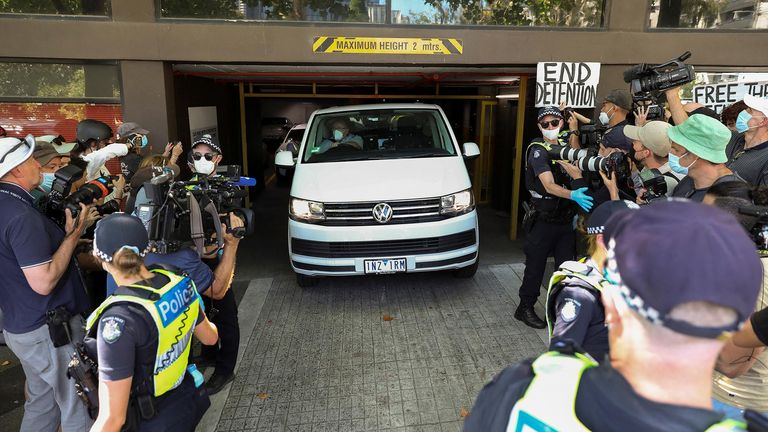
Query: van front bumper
288 210 479 276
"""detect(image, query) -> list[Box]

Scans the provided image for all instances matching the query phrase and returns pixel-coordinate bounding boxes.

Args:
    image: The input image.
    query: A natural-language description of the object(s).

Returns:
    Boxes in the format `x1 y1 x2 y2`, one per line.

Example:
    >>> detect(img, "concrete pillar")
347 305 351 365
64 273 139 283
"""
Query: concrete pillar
119 61 177 152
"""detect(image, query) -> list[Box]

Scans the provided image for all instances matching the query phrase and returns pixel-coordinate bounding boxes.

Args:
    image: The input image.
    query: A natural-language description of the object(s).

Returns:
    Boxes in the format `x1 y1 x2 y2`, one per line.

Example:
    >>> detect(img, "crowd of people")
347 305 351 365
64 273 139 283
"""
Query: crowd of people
0 120 245 431
491 86 768 431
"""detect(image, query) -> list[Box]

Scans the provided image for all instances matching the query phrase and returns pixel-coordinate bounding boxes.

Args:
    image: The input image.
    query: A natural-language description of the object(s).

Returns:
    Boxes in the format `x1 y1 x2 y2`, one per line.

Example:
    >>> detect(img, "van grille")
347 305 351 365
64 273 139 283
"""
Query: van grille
321 198 445 226
291 229 476 258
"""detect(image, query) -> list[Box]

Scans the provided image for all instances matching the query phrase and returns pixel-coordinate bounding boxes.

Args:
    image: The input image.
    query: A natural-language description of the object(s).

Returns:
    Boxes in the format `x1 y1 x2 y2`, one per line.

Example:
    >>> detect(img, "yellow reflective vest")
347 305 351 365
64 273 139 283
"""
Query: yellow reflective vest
86 268 202 397
507 351 747 432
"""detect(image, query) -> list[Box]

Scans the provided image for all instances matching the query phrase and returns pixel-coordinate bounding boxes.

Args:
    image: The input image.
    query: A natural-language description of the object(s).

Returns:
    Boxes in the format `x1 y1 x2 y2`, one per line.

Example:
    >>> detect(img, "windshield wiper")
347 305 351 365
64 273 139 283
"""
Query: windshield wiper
395 152 451 159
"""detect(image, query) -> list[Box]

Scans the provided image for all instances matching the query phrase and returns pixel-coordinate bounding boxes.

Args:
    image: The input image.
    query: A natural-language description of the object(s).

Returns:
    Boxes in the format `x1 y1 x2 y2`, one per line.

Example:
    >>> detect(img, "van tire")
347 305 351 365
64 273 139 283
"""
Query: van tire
296 273 319 288
453 257 479 278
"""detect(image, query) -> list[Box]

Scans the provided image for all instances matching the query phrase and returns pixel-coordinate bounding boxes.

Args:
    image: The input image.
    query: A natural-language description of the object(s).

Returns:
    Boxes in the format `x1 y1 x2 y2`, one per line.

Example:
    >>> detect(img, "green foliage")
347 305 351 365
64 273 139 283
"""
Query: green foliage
160 0 243 18
0 63 85 98
415 0 602 26
0 0 109 15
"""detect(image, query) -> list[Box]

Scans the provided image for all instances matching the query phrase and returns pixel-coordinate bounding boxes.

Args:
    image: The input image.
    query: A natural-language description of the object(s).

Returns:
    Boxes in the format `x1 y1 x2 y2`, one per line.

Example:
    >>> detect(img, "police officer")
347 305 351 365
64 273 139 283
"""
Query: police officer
465 201 762 431
545 200 638 361
187 135 242 395
87 213 218 431
517 106 593 329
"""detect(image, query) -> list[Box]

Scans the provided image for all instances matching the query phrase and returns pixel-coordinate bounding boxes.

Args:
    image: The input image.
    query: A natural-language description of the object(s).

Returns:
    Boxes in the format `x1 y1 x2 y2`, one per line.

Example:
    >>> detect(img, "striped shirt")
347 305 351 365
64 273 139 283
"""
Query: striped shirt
726 133 768 186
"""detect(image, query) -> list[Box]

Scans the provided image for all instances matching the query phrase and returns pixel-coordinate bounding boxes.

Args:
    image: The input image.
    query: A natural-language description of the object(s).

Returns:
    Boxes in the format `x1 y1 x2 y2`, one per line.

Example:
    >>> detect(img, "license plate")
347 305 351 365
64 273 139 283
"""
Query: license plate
364 258 407 274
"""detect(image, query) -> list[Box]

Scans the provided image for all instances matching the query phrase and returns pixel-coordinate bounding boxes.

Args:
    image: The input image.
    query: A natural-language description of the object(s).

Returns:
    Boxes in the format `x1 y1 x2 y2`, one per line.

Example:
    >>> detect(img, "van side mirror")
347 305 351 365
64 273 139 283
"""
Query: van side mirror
462 142 480 161
275 150 295 168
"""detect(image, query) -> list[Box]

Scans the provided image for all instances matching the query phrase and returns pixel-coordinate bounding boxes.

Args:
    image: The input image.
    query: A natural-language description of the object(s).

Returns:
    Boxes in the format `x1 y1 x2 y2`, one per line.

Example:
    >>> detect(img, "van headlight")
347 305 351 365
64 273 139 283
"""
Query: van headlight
440 189 475 216
289 198 325 222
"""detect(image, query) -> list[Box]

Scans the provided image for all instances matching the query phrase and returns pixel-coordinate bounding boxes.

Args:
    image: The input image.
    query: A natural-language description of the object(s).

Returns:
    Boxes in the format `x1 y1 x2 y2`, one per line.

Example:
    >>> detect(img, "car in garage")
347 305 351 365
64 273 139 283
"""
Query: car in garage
261 117 293 152
275 103 480 287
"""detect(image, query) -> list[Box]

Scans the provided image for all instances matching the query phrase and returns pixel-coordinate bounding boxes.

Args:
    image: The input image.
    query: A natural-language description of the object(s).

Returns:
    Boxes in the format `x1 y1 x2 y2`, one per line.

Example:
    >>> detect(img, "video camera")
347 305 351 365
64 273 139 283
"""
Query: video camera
44 160 119 227
623 51 695 97
547 144 632 180
624 52 694 124
135 165 255 254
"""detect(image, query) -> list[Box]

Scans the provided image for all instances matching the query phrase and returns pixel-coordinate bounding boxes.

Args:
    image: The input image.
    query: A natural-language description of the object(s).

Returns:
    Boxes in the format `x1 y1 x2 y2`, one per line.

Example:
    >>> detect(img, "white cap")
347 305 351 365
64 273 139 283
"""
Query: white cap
0 135 35 178
744 94 768 117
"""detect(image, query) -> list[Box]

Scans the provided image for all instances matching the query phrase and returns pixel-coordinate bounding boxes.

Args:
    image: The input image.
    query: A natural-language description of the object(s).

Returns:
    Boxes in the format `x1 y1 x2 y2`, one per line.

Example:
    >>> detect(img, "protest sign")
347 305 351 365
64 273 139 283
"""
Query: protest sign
535 62 601 108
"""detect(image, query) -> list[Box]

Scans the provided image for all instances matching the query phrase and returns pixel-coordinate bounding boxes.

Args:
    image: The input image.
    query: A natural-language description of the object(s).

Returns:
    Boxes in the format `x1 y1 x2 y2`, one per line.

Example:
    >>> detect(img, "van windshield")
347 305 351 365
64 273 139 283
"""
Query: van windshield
302 108 457 163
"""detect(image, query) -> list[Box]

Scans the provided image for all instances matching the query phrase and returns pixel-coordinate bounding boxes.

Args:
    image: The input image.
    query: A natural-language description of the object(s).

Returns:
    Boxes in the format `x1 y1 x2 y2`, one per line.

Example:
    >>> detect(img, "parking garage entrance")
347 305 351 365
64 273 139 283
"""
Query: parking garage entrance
172 65 536 240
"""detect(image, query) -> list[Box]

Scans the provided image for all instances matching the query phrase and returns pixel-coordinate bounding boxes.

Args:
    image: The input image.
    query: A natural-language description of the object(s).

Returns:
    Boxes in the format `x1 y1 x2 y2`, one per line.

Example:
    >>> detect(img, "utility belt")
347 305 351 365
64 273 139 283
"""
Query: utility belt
524 196 575 230
67 341 203 430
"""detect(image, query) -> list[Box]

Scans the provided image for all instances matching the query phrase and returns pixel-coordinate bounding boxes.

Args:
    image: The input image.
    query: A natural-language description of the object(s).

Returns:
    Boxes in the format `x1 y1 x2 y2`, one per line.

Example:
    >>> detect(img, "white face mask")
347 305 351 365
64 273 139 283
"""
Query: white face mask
541 127 561 141
194 159 215 175
333 129 344 141
599 106 615 126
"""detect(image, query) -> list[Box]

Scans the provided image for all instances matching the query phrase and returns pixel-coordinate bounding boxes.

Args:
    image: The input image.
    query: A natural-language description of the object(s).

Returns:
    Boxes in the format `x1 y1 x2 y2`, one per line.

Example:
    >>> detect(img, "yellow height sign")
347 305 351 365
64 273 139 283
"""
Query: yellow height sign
313 37 463 55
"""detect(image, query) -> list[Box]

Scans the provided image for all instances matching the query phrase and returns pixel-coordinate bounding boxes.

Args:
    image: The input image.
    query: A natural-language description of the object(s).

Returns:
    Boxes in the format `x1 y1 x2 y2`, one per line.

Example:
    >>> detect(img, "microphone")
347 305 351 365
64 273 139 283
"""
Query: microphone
227 176 257 187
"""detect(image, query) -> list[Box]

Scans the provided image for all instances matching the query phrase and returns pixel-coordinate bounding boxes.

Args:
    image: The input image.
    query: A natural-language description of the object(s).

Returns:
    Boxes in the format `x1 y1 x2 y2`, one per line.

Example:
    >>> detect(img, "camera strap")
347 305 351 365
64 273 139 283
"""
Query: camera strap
188 195 224 258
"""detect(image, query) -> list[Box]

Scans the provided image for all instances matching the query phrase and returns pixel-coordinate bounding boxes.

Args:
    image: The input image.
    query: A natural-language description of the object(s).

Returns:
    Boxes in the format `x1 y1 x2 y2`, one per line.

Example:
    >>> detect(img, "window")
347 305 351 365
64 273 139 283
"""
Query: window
303 108 457 164
649 0 768 30
0 62 121 141
160 0 605 27
0 0 110 16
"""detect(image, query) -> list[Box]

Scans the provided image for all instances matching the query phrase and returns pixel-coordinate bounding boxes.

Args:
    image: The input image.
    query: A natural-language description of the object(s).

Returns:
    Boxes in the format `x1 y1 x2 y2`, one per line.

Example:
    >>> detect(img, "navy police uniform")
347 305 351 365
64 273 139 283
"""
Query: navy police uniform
519 108 583 317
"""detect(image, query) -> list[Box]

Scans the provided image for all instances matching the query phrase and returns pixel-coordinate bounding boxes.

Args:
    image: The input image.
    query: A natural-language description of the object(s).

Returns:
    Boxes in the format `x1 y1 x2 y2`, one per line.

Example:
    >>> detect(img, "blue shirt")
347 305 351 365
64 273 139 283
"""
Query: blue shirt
105 248 213 297
0 182 90 334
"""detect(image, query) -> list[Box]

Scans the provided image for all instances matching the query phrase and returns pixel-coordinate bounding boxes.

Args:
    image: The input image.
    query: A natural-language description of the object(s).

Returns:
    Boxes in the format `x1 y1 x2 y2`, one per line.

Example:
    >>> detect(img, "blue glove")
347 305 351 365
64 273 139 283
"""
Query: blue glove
570 187 594 212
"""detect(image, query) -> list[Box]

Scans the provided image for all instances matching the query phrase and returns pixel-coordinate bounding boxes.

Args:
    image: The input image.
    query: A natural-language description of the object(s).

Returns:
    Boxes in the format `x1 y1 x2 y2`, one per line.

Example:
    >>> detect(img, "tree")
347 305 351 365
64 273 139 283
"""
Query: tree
160 0 242 18
0 0 109 15
349 0 368 22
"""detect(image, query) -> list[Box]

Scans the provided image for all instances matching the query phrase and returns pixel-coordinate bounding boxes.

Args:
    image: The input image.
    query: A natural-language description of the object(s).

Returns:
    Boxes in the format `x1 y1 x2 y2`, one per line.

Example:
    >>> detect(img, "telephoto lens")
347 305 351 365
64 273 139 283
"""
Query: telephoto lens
63 176 115 218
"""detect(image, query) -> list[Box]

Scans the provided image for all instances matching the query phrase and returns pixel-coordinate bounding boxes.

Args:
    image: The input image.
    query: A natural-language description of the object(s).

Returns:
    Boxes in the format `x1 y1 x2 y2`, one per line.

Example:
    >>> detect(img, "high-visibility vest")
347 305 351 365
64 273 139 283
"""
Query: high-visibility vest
506 351 747 432
545 259 607 338
86 268 202 397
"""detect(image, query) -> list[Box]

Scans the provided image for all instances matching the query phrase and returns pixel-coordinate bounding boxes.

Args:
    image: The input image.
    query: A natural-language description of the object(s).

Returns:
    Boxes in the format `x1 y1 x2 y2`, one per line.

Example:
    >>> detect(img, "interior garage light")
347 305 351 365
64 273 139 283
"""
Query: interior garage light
495 94 520 99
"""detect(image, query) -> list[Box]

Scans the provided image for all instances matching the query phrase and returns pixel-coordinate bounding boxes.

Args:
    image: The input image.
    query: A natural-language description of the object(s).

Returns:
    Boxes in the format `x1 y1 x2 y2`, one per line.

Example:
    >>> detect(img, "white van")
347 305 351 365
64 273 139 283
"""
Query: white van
275 104 480 287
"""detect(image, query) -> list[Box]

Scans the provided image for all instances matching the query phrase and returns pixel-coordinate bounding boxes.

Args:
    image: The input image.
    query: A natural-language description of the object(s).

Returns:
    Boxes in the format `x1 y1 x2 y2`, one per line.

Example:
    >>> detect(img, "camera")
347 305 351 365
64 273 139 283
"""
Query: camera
578 124 608 149
135 165 255 254
547 144 631 179
623 51 695 97
45 161 118 227
634 168 668 202
739 205 768 255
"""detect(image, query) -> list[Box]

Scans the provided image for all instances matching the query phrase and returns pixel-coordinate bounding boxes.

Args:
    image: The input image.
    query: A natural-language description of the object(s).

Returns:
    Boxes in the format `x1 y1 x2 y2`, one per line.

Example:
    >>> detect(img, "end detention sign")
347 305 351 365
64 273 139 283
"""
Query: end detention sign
313 37 463 55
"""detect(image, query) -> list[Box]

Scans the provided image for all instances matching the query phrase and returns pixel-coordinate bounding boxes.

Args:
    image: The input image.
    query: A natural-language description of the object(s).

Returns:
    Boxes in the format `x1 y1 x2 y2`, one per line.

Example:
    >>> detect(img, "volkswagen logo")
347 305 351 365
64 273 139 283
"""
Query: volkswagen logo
372 203 393 224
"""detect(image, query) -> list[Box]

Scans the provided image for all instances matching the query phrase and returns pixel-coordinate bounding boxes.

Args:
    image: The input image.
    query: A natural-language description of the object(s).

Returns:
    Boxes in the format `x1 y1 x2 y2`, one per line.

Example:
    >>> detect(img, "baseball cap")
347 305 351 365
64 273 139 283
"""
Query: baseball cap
667 114 731 163
0 135 35 178
192 134 222 155
744 94 768 116
33 143 61 166
623 121 672 157
602 89 632 112
604 200 762 338
116 122 149 140
537 107 564 121
93 213 149 263
585 200 639 235
37 135 77 154
602 125 633 152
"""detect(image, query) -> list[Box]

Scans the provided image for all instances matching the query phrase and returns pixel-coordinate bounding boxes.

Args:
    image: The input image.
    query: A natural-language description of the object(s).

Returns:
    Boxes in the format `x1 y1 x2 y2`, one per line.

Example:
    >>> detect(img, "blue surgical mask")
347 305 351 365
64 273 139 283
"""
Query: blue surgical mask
141 135 149 148
40 173 55 193
333 129 344 141
669 152 696 175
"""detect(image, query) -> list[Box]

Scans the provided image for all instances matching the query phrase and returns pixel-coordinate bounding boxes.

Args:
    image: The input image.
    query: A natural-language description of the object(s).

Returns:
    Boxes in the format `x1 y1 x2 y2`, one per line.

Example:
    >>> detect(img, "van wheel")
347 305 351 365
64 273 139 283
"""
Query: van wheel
453 257 479 278
296 273 319 288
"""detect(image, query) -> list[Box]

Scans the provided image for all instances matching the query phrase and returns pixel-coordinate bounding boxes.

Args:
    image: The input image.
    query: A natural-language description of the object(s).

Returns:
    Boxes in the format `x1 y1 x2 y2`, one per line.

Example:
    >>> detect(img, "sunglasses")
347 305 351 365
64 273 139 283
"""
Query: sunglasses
192 152 216 161
539 119 561 128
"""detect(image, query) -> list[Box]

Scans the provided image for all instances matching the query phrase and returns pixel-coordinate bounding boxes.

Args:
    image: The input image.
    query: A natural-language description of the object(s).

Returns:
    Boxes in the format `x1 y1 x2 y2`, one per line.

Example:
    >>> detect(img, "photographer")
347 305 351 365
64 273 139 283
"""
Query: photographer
517 107 590 329
623 121 684 201
669 114 745 201
187 135 242 394
31 142 69 204
702 181 768 421
725 95 768 186
0 135 98 431
87 214 217 431
598 89 632 130
115 122 150 182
